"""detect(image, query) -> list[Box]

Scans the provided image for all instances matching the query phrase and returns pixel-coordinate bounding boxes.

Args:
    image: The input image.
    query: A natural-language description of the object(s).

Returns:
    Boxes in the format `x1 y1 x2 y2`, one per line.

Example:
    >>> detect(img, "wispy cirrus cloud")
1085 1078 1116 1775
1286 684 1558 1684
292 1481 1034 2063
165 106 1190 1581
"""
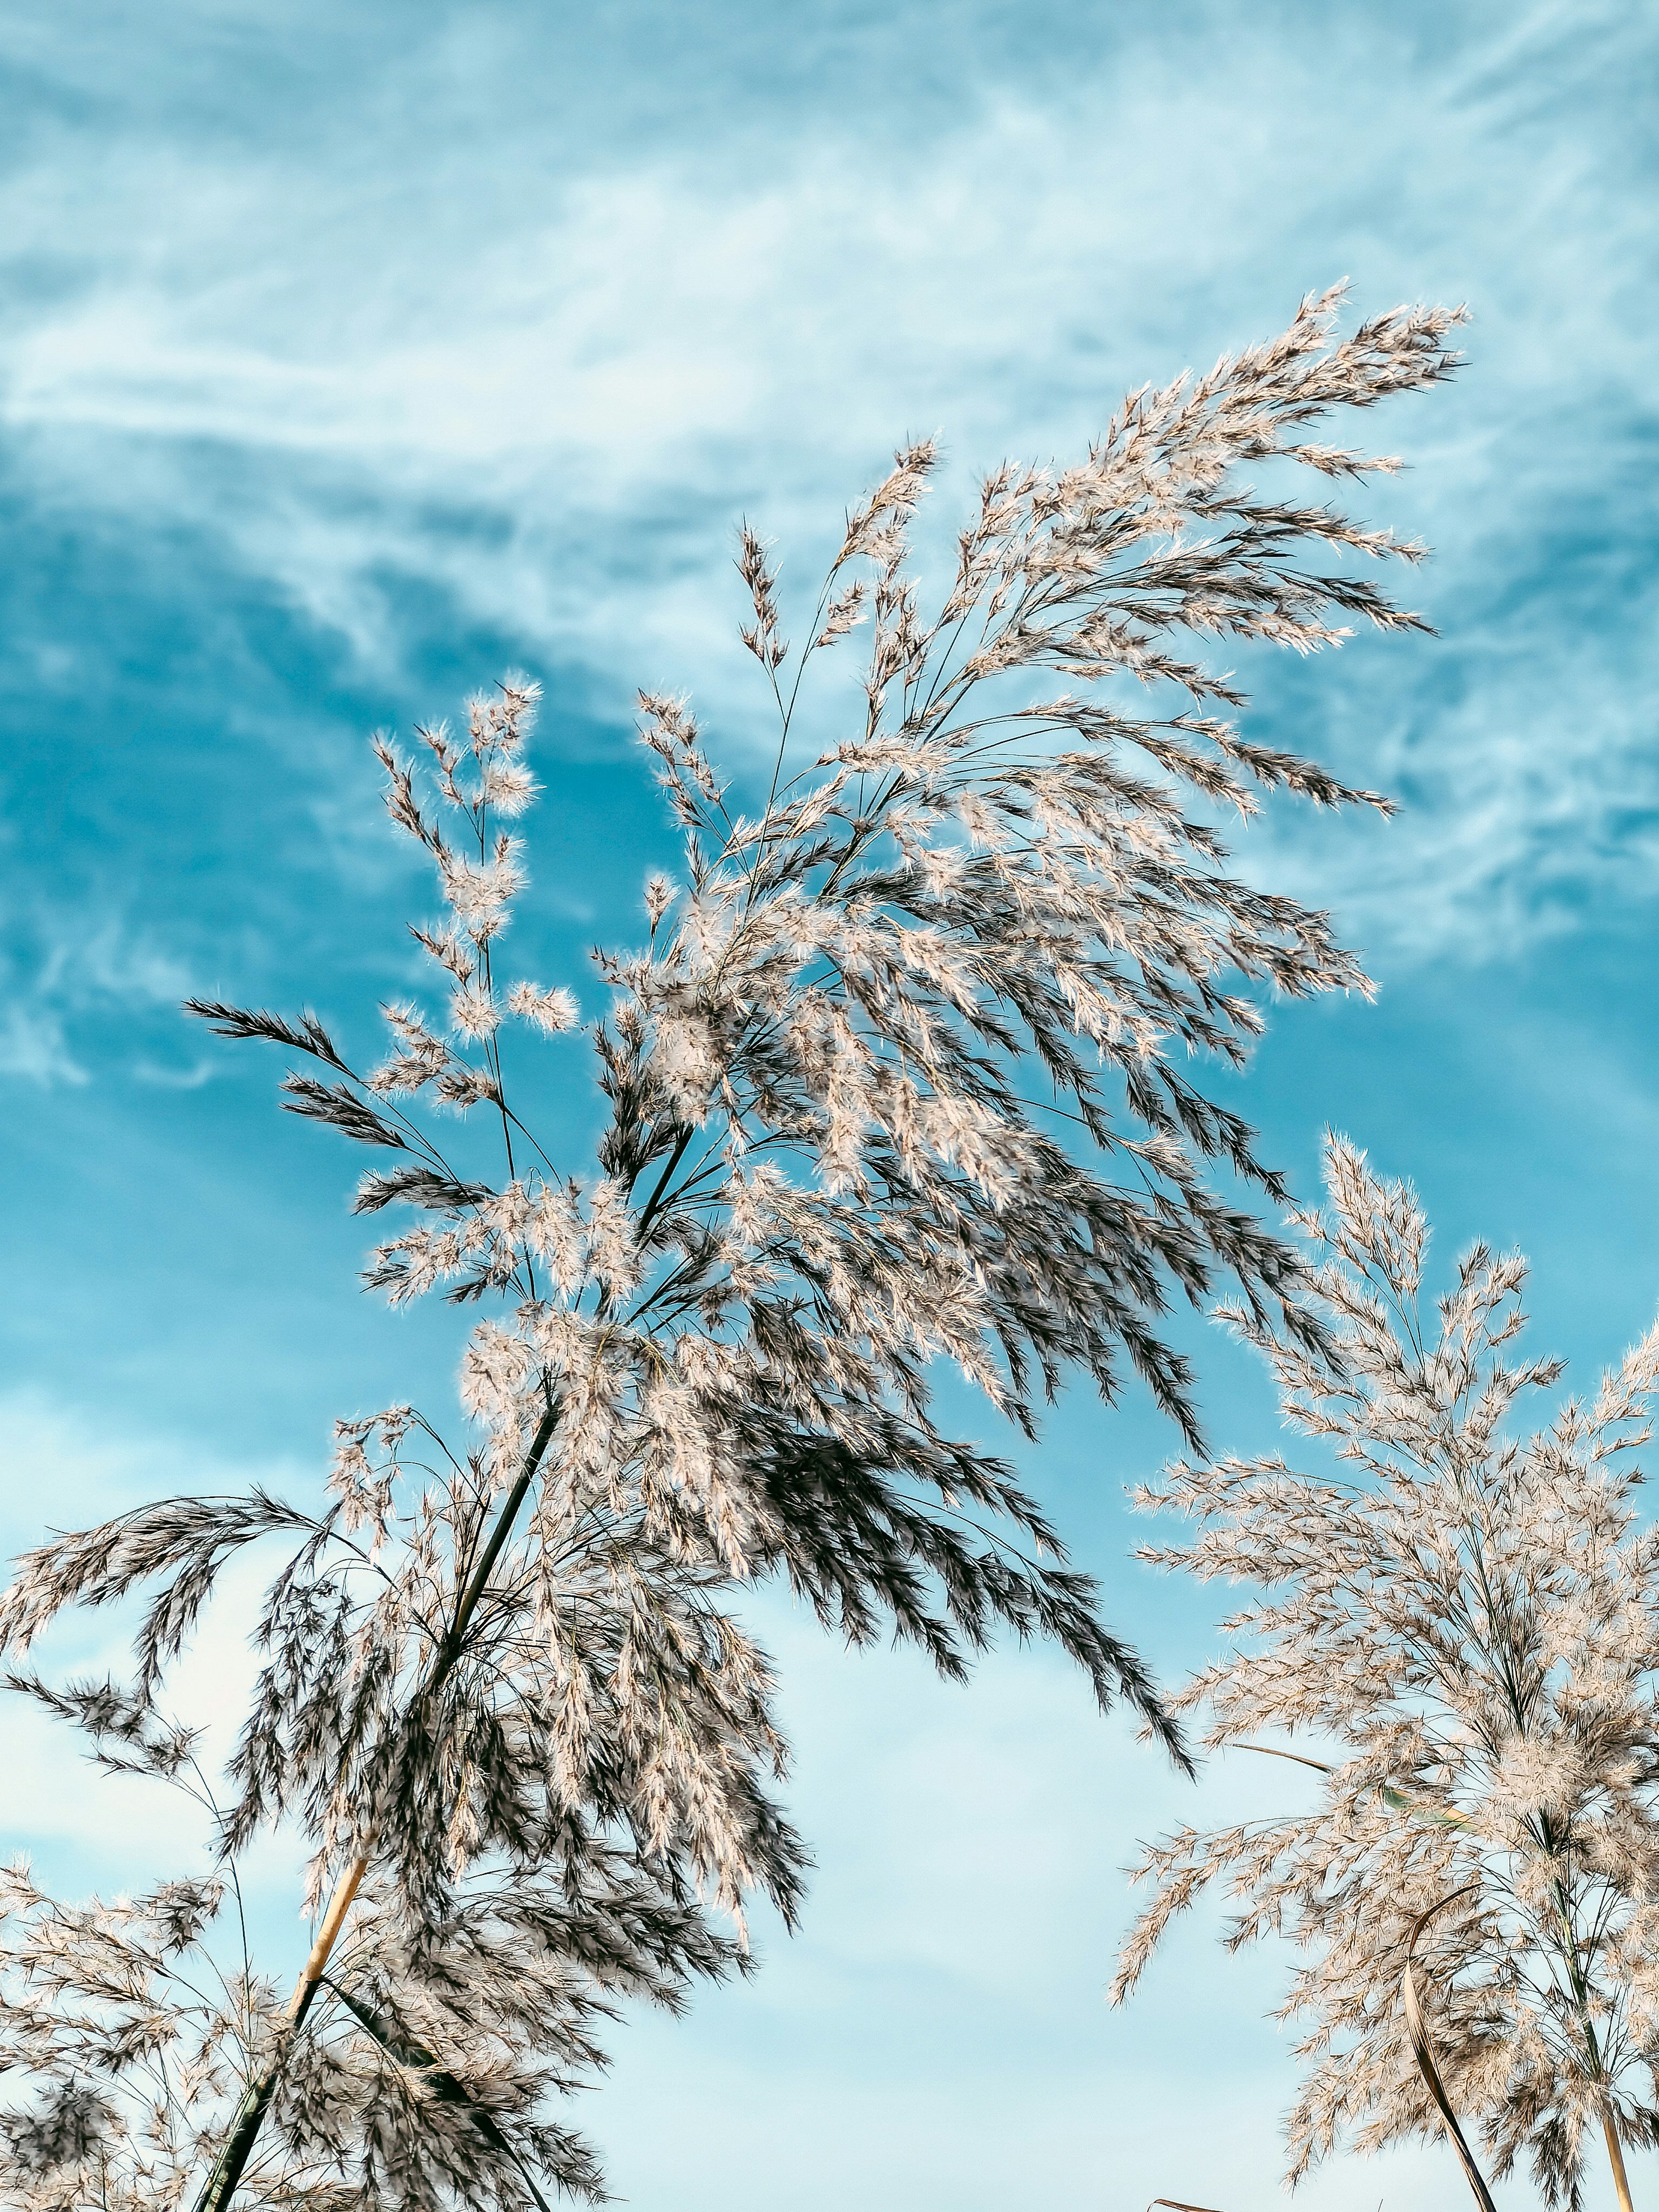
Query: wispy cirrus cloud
0 3 1652 965
0 907 192 1085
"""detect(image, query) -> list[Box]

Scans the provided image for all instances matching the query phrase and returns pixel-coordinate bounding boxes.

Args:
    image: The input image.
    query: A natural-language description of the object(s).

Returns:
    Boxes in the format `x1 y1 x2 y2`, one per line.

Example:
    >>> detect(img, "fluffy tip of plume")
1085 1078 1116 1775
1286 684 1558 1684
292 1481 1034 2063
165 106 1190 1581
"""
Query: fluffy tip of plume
450 983 501 1040
467 672 543 758
508 981 581 1034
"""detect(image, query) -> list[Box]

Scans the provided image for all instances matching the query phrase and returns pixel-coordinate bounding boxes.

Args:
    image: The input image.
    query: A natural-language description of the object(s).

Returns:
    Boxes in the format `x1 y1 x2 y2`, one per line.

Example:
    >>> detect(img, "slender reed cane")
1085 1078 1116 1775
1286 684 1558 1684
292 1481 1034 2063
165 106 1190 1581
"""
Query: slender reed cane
190 1399 562 2212
1602 2105 1637 2212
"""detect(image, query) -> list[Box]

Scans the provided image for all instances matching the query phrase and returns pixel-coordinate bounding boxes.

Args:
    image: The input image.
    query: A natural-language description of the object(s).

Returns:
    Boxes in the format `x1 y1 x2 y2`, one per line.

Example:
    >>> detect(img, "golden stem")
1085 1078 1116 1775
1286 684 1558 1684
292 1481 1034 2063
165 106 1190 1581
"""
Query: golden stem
1603 2106 1636 2212
287 1848 371 2024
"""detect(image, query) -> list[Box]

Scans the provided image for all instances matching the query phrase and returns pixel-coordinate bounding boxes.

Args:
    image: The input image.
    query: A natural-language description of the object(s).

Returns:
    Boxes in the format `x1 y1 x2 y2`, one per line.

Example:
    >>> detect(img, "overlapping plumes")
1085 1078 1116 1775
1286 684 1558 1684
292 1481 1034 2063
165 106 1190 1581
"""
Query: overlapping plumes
1114 1136 1659 2211
0 1436 794 2211
183 285 1462 1724
0 1411 806 1947
0 291 1462 2208
585 304 1459 1466
0 1836 745 2211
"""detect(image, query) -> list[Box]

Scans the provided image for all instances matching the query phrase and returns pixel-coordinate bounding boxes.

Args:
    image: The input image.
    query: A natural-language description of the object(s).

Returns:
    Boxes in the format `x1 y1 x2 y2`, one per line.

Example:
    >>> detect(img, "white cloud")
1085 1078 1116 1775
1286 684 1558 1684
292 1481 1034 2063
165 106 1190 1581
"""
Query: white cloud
131 1055 217 1088
0 1002 84 1084
0 0 1650 980
0 904 194 1087
588 1599 1542 2208
0 1390 314 1930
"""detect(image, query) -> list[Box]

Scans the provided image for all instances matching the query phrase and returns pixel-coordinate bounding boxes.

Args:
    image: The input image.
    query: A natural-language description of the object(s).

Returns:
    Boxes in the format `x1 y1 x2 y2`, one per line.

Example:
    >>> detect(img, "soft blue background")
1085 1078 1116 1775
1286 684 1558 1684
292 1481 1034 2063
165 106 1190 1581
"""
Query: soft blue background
1 3 1655 2205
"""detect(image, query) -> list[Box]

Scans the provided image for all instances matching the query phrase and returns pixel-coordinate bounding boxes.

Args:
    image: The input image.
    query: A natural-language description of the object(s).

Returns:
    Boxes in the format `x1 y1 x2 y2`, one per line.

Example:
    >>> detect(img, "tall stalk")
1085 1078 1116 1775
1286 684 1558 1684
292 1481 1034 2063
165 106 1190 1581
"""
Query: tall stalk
190 1402 561 2212
1603 2109 1637 2212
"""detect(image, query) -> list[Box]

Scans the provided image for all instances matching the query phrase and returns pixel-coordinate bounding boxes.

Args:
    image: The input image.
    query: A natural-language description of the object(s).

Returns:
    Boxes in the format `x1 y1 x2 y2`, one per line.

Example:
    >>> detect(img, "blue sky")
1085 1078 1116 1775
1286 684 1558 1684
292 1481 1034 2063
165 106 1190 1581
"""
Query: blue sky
2 2 1657 2205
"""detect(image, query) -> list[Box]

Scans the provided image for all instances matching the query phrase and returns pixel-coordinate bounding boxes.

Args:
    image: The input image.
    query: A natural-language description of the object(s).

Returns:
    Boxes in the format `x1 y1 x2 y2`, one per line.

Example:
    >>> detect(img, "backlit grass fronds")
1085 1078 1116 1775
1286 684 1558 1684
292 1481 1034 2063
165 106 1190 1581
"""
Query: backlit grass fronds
0 1682 752 2210
0 1404 807 1944
1116 1137 1659 2212
0 287 1462 2208
0 1849 743 2211
185 287 1462 1730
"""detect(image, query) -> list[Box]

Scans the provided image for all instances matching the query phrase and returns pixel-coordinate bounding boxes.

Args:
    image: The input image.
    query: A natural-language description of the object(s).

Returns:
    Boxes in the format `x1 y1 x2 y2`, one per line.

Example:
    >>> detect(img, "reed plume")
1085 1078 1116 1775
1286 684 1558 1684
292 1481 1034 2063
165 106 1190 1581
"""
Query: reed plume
1116 1136 1659 2212
0 287 1461 2206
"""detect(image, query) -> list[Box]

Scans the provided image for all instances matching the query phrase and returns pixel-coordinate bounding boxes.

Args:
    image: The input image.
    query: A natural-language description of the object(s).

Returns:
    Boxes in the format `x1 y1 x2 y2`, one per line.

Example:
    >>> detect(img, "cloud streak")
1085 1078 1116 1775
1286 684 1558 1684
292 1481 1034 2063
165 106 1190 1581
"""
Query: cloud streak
0 906 193 1085
0 2 1652 964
